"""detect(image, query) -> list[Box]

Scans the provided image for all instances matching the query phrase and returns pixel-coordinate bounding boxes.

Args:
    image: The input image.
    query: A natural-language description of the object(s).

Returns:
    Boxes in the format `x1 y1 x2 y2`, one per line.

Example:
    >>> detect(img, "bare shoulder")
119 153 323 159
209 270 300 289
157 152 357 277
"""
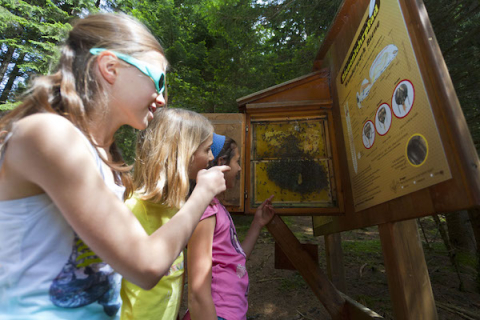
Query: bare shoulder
6 114 95 183
1 114 94 199
8 113 93 163
12 113 82 146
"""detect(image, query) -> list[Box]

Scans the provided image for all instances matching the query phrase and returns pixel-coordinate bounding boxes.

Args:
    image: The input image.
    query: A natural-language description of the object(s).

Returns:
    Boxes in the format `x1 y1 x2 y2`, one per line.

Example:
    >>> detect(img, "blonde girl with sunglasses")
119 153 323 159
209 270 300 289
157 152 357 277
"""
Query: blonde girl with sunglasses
0 13 228 319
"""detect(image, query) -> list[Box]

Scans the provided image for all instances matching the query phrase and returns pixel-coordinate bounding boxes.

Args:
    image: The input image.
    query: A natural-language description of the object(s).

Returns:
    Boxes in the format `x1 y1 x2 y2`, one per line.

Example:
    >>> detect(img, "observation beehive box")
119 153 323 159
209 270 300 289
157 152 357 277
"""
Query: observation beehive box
207 71 345 215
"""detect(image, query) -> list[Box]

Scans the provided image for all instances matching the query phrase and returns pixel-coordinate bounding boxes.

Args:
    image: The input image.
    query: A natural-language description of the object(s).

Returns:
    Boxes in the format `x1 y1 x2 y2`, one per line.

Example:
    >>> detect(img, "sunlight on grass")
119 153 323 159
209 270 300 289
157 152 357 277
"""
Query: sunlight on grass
342 239 382 254
279 272 307 292
456 251 478 269
0 101 20 111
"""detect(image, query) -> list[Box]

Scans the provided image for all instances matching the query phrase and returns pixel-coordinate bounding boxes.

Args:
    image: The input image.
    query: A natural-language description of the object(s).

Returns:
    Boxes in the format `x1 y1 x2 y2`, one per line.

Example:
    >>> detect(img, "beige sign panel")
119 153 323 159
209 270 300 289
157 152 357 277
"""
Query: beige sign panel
336 0 451 211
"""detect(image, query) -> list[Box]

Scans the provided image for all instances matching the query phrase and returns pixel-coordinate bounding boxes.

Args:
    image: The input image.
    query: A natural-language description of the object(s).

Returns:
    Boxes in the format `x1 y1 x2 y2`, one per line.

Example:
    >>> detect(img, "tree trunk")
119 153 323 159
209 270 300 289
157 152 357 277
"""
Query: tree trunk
468 208 480 292
0 46 16 86
446 211 477 253
0 52 25 103
469 208 480 248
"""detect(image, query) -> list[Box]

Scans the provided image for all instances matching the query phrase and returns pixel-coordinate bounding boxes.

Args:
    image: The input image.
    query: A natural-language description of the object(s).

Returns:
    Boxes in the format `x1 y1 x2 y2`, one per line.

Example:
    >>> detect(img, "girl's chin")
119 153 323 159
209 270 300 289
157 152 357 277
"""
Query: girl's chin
129 121 148 131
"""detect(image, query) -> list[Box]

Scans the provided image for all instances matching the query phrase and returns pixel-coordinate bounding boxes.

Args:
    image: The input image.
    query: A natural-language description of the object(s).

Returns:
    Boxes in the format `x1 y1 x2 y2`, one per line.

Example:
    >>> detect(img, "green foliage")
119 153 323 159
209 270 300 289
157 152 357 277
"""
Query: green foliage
114 125 138 165
0 0 99 102
0 100 19 112
279 272 307 292
342 239 382 254
423 0 480 151
109 0 343 114
456 251 478 270
355 294 377 309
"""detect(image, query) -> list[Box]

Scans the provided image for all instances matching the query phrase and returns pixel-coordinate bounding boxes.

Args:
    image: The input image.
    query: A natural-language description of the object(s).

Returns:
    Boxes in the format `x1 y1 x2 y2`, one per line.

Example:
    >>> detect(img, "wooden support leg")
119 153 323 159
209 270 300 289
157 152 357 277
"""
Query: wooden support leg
378 219 438 320
267 215 348 320
325 232 347 293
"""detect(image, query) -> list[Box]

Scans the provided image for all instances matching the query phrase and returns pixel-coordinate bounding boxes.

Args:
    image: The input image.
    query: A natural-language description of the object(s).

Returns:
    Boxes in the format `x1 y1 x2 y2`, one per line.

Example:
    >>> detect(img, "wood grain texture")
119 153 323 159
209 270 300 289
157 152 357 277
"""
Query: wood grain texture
378 220 438 320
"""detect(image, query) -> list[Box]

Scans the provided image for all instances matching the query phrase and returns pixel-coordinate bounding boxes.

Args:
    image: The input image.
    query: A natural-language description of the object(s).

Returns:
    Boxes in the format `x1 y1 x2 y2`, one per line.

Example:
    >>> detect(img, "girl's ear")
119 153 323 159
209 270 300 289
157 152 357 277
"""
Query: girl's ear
217 156 228 166
97 52 119 85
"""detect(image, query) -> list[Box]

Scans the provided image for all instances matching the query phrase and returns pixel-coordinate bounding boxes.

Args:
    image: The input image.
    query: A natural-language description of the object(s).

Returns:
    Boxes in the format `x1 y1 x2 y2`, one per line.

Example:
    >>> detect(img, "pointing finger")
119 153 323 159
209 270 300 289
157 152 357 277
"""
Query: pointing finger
216 165 231 173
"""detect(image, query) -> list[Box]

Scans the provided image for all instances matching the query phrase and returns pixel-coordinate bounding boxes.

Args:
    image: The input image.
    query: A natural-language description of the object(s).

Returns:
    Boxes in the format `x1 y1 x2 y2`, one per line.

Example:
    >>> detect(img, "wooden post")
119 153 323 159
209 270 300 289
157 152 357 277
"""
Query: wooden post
267 216 349 320
378 219 438 320
325 232 347 293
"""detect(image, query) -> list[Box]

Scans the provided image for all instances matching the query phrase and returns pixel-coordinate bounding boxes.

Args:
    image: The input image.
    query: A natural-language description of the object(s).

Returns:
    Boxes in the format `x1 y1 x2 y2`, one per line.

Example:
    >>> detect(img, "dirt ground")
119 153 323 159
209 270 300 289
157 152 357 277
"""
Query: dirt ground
180 215 480 319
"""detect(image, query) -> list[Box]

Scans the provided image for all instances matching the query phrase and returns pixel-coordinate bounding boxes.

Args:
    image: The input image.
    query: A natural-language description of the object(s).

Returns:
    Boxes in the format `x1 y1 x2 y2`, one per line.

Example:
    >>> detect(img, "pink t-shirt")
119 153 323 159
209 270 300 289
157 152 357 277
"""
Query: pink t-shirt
184 198 249 320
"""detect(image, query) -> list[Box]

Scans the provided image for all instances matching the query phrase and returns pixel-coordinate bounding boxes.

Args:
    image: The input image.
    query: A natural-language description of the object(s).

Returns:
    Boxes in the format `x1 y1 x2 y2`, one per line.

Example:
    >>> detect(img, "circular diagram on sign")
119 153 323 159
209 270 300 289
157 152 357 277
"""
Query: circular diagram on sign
392 80 415 118
406 134 428 166
375 103 392 136
362 121 375 149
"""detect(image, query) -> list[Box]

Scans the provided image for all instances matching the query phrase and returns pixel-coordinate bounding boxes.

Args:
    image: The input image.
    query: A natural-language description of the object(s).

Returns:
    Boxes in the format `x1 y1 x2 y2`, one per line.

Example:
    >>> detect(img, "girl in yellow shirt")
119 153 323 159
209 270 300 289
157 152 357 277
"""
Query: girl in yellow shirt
121 108 216 320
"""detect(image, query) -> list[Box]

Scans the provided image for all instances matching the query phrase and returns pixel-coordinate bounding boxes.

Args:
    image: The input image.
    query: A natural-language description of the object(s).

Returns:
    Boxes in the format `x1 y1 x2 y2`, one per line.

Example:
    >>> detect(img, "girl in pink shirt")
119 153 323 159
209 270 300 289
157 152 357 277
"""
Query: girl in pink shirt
184 134 275 320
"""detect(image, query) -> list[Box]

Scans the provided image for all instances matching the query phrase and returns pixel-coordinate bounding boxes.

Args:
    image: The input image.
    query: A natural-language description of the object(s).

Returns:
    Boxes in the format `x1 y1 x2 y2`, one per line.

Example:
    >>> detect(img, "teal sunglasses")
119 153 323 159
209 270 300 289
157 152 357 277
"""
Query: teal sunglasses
89 48 165 94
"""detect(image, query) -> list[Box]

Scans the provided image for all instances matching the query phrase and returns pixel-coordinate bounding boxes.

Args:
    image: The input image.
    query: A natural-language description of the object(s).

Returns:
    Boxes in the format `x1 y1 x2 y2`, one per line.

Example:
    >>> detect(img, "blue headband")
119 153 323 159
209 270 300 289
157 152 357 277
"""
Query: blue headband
211 133 226 160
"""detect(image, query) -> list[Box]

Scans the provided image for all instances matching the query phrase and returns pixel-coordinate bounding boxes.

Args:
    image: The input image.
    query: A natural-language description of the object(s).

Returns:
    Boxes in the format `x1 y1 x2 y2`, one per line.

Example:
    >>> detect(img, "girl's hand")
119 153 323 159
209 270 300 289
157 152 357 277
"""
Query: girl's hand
242 195 275 259
253 195 275 228
195 165 230 197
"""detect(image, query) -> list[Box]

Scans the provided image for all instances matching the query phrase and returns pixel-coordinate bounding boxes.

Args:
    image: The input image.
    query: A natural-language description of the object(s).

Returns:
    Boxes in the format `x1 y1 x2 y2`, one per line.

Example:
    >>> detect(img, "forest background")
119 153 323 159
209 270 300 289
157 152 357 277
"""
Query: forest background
1 0 480 318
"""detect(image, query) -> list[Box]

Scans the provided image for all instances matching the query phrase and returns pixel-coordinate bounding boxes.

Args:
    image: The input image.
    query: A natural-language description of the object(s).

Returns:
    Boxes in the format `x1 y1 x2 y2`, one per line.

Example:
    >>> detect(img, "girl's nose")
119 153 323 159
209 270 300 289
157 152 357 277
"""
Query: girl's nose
155 93 166 108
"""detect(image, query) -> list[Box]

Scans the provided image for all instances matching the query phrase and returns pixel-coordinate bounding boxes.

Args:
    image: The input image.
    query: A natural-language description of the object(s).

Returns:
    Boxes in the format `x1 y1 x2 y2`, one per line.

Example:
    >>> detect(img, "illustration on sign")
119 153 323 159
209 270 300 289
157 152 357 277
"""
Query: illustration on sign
336 0 451 211
392 80 415 118
375 103 392 136
357 44 398 109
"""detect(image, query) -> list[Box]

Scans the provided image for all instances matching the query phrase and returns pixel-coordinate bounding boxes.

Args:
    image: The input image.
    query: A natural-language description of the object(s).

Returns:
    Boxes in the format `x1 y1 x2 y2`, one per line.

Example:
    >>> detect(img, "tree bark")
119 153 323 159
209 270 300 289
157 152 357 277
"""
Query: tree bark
0 46 16 87
446 211 477 254
0 52 25 103
468 208 480 254
468 208 480 291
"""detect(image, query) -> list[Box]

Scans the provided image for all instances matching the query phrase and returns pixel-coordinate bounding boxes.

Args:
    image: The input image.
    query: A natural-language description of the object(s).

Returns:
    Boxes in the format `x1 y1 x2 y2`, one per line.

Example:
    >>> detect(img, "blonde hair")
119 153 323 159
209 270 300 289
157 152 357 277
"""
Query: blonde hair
0 13 167 198
133 108 213 209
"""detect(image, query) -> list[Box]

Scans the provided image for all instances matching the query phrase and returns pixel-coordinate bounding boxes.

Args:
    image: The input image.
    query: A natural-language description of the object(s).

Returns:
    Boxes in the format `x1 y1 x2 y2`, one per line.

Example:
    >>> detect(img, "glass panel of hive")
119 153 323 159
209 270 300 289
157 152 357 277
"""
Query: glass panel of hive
250 118 334 208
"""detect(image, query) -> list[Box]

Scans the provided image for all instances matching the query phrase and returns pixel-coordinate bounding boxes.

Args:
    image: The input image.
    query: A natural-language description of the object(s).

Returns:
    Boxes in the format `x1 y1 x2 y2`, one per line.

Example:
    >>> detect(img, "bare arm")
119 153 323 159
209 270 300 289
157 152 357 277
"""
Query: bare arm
241 195 275 259
187 216 217 320
3 114 228 289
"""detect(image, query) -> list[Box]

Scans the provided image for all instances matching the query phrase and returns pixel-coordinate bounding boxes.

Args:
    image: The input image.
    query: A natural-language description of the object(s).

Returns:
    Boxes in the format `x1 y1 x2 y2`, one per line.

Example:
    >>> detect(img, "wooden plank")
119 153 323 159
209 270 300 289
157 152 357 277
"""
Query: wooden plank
274 242 318 270
378 219 438 320
341 293 384 320
326 108 345 214
245 99 333 110
325 233 347 293
314 188 436 235
266 215 349 320
237 70 329 108
203 113 245 212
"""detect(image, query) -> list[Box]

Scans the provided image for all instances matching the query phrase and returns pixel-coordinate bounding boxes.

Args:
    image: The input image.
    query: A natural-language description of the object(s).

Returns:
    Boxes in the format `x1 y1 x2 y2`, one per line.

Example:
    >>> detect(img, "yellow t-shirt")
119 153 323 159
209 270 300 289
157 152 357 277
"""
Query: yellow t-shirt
120 195 184 320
